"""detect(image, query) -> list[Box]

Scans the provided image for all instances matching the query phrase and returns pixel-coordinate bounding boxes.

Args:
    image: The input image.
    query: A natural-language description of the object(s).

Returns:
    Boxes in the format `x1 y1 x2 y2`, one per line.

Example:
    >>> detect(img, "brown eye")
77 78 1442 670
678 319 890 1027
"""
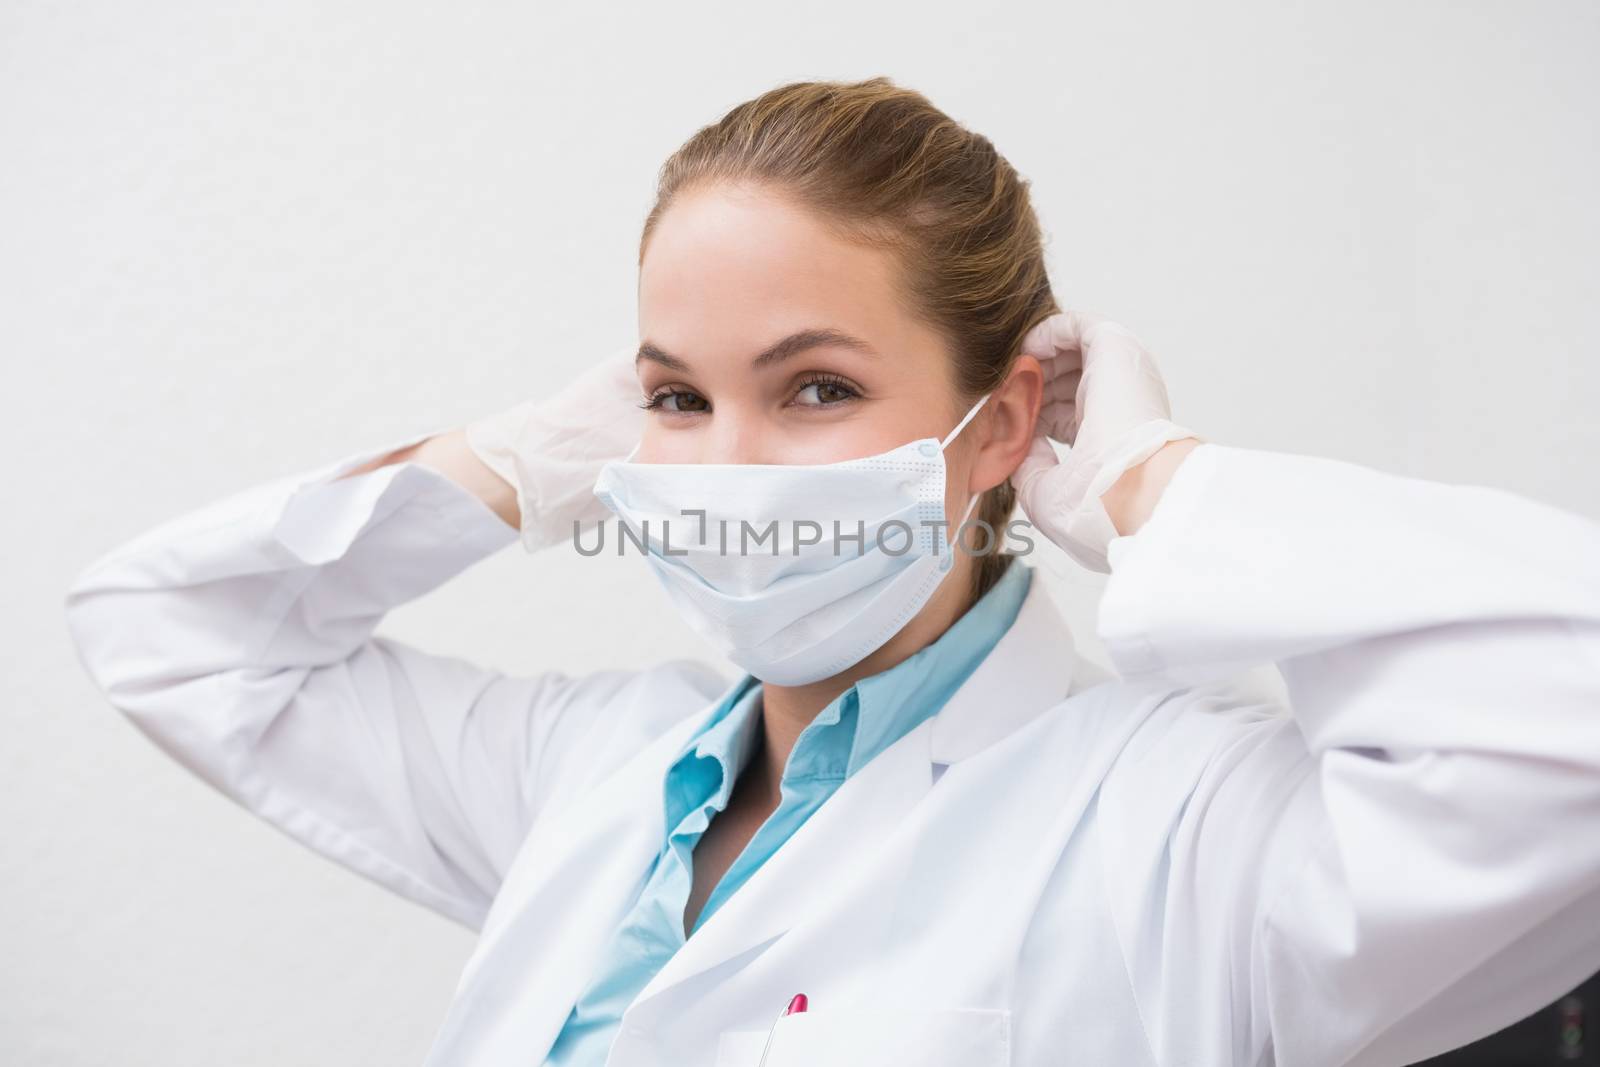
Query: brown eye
793 377 861 407
645 389 709 413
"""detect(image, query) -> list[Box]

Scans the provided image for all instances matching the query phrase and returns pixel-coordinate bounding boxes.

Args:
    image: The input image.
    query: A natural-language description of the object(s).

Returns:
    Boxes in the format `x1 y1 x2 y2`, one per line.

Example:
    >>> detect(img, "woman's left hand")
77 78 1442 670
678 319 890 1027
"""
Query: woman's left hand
1014 311 1204 572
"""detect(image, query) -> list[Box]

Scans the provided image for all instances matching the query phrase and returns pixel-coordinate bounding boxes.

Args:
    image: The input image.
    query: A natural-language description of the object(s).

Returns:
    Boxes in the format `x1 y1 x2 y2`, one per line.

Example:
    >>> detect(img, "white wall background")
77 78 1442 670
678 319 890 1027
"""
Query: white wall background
5 1 1597 1063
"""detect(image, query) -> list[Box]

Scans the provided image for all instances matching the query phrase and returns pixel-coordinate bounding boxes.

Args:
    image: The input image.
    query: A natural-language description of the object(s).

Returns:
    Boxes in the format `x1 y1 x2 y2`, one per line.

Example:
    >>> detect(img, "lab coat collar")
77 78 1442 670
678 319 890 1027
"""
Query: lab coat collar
929 562 1077 765
623 567 1080 1021
425 568 1083 1065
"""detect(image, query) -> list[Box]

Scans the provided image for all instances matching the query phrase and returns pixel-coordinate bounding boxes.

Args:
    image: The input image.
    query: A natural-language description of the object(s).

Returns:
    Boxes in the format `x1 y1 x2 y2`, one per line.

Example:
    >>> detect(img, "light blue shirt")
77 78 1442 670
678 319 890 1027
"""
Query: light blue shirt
542 560 1034 1065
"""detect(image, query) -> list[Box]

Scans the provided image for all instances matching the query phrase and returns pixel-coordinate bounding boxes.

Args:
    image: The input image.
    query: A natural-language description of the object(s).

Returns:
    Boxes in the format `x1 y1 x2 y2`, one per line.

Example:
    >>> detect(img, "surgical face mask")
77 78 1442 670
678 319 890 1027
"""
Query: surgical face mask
592 394 991 686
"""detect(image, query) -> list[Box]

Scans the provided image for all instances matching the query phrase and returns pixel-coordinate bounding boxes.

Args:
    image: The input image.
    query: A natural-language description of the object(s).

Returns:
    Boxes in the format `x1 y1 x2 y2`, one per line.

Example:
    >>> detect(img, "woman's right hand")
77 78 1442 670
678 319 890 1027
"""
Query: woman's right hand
463 345 646 552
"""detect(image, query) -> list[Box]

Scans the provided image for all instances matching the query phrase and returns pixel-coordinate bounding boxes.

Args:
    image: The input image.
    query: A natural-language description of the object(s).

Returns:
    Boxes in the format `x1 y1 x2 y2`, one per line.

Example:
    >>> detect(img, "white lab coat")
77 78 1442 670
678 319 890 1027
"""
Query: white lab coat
64 431 1600 1067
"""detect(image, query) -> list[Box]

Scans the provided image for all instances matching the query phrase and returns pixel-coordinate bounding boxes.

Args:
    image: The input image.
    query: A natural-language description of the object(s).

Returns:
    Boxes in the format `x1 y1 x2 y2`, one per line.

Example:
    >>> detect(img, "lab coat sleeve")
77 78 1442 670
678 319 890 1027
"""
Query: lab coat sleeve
1094 442 1600 1067
64 427 729 932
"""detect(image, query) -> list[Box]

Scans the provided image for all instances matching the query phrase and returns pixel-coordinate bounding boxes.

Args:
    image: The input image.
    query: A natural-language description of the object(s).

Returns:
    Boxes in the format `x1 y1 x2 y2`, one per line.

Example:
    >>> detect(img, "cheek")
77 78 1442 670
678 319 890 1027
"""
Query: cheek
636 420 903 465
779 421 899 464
634 421 697 464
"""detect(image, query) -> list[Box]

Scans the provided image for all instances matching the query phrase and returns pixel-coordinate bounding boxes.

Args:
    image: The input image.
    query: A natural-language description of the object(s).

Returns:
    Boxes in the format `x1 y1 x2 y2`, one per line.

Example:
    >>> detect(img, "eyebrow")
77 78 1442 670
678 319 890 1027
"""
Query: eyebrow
636 328 878 372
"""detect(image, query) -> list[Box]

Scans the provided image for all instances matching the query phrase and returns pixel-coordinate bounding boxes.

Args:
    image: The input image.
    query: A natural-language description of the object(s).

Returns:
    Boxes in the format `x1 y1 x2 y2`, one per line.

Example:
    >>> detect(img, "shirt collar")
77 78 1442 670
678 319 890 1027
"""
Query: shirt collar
662 676 764 832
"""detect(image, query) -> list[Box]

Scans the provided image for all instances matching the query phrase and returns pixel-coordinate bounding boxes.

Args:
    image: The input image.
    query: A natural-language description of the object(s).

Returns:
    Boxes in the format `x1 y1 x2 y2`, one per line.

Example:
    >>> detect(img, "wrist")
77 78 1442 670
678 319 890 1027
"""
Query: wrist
332 431 521 530
418 430 522 530
1101 437 1203 537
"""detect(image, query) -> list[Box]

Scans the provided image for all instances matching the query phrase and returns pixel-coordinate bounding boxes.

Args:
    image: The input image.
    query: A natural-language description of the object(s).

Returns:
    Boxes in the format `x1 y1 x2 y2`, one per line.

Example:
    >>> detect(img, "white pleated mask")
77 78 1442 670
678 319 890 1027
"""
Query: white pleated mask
592 394 992 686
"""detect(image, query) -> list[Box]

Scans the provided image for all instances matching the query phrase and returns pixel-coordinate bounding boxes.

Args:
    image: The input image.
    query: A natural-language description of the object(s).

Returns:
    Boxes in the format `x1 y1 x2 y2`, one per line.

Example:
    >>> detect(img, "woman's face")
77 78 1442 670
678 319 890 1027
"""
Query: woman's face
634 180 1043 684
635 182 985 504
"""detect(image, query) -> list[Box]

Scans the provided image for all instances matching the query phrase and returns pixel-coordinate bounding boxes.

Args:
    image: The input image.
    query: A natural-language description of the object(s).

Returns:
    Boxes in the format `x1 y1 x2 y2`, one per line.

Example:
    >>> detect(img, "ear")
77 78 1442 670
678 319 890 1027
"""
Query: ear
969 354 1044 495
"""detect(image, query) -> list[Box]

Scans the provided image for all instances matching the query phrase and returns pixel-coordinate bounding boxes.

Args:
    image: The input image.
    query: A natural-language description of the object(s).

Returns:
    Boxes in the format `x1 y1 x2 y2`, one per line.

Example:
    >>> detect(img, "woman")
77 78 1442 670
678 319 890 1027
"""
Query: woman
64 78 1600 1067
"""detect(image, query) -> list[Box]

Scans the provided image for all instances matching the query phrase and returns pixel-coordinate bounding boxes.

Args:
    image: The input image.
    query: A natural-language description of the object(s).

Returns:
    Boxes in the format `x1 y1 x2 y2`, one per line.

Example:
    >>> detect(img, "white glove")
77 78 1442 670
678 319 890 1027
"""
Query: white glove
464 345 645 552
1014 311 1201 573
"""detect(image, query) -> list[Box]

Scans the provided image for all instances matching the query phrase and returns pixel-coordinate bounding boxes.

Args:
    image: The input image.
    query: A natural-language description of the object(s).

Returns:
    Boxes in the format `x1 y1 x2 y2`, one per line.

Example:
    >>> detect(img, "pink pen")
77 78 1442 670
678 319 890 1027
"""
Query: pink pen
755 993 808 1066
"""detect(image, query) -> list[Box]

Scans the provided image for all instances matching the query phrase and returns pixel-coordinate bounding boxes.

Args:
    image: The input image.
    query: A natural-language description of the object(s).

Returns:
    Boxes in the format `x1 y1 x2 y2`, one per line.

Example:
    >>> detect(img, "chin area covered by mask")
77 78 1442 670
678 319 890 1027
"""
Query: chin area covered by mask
593 395 991 685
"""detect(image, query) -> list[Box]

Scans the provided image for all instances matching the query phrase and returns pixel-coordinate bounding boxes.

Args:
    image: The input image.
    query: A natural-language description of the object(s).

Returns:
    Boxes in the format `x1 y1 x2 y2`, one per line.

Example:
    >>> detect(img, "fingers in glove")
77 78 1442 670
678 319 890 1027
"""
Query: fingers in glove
1020 309 1109 361
1045 366 1081 404
1034 364 1083 444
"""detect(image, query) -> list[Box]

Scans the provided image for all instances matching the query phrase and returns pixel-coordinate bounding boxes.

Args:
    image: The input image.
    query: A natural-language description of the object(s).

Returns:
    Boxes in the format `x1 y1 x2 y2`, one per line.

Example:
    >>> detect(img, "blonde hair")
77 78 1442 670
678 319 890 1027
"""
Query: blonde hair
641 76 1059 604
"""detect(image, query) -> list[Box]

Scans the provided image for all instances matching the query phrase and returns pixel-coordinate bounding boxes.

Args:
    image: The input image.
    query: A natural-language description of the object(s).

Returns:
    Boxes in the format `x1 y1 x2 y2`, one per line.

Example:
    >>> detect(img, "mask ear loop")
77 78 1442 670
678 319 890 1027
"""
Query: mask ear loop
938 393 993 566
938 490 985 571
938 391 993 451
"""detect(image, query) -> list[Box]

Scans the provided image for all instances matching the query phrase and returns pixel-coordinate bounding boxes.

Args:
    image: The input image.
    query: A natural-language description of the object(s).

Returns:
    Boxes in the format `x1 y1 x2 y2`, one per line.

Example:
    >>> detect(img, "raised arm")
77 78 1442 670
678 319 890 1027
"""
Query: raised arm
1094 440 1600 1067
1017 312 1600 1065
64 349 729 931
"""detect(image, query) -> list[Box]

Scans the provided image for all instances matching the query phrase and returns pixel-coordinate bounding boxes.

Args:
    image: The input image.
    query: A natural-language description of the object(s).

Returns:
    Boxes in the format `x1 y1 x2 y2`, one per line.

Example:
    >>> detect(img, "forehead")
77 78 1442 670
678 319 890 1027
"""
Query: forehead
638 183 928 358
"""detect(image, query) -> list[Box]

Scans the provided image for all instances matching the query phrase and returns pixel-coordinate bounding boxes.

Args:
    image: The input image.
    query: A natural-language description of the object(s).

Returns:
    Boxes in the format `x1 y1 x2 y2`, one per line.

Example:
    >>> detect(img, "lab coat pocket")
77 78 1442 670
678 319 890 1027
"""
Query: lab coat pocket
714 1006 1011 1067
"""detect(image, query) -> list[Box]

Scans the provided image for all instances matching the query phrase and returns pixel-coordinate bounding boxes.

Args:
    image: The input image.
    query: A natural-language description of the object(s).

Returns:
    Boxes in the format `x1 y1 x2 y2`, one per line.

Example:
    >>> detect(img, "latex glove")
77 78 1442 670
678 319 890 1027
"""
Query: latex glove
465 344 644 552
1014 311 1201 572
